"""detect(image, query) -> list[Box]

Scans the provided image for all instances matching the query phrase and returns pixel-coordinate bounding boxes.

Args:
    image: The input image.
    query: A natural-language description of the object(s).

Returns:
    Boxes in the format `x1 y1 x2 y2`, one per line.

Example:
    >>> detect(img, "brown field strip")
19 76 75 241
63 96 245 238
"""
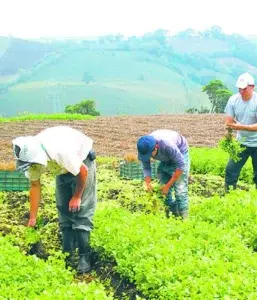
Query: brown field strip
0 114 226 164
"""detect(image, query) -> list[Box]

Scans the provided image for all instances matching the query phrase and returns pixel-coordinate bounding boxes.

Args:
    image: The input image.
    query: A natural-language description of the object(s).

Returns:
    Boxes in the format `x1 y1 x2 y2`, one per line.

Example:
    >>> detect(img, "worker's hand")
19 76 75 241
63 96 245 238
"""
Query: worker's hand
69 197 81 213
161 184 170 196
27 218 36 227
145 182 153 192
227 120 243 130
145 176 153 192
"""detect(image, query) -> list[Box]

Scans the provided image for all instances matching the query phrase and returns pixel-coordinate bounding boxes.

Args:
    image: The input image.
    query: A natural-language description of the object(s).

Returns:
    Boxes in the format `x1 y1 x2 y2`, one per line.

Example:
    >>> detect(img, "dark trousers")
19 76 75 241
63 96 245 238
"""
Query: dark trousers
225 145 257 186
55 157 97 232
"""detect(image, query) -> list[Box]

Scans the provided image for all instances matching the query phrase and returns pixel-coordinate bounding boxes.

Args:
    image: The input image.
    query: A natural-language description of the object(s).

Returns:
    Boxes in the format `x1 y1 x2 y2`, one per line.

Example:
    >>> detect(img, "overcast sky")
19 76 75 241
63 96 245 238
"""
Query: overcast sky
1 0 257 39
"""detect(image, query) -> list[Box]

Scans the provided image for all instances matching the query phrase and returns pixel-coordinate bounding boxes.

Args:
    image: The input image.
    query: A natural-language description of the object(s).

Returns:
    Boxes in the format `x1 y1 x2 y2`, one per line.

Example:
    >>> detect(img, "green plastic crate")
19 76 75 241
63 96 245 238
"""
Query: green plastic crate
0 171 30 191
119 160 159 180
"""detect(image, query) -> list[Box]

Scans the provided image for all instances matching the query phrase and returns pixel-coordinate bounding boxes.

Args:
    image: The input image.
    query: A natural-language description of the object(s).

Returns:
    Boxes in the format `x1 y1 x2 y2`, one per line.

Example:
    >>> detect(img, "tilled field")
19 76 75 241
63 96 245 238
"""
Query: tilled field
0 114 226 163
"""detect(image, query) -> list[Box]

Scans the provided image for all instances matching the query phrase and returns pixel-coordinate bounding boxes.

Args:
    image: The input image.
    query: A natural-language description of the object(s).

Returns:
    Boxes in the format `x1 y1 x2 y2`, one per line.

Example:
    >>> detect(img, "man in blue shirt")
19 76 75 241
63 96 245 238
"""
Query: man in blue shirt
137 129 190 219
224 72 257 191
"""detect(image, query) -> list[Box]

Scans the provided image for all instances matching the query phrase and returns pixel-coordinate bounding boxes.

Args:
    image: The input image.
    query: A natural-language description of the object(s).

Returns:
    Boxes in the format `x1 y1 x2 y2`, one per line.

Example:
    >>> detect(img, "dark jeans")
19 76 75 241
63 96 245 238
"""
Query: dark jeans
157 151 190 212
225 145 257 187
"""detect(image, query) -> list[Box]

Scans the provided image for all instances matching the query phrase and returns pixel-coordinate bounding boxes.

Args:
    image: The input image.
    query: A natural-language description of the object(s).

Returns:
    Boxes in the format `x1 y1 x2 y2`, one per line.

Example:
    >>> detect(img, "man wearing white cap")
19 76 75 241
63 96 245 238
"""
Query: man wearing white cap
224 72 257 191
12 126 97 274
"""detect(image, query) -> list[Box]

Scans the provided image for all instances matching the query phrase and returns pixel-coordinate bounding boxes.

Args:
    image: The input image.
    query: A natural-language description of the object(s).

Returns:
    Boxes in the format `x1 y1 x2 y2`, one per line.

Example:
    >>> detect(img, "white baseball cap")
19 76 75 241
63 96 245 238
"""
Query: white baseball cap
12 136 48 170
236 73 255 89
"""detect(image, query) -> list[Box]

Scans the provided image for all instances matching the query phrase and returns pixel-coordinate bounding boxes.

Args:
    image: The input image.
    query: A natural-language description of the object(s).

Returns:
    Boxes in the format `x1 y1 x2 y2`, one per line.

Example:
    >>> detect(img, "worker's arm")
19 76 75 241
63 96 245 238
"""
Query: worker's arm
69 164 88 212
28 179 41 227
141 160 152 192
227 120 257 131
224 113 257 131
161 169 183 195
161 145 185 196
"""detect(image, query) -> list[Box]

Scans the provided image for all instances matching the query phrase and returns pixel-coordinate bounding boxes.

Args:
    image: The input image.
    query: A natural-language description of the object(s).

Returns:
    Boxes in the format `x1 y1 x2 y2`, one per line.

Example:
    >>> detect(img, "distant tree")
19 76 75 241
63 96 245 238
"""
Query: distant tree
185 107 198 114
198 106 210 114
175 28 198 38
65 99 100 116
202 80 231 113
138 74 145 81
215 89 233 113
82 72 95 84
185 106 210 114
202 26 224 39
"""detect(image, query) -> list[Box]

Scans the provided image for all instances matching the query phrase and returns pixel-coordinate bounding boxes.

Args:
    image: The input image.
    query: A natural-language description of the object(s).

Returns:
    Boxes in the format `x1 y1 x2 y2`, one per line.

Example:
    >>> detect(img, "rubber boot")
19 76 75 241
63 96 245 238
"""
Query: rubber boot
76 230 91 274
225 183 237 193
61 228 77 269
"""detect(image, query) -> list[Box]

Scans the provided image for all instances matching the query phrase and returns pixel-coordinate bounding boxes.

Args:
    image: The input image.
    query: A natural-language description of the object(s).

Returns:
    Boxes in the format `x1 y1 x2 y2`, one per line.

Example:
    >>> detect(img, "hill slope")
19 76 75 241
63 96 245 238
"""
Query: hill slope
1 27 257 116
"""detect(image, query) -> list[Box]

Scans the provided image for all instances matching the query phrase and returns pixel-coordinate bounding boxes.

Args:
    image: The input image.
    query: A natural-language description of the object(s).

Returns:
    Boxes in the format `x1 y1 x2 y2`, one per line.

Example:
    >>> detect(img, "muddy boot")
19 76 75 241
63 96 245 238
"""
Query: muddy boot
61 228 77 269
76 230 91 274
225 183 237 193
179 209 189 220
171 209 179 218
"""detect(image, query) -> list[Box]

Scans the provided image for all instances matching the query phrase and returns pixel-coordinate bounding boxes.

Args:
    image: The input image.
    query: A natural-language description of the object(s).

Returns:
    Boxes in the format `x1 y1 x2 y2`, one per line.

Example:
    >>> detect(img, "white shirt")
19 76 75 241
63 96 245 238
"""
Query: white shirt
25 126 93 181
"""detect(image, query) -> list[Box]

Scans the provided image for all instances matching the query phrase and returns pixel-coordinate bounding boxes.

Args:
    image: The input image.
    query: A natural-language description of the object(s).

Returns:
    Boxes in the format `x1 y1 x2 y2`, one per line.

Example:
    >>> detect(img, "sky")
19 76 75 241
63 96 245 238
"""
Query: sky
1 0 257 39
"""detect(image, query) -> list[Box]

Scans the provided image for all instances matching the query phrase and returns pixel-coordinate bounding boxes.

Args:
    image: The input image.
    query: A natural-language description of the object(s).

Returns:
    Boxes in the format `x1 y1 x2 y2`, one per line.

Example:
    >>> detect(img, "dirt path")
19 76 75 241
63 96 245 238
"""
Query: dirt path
0 114 226 163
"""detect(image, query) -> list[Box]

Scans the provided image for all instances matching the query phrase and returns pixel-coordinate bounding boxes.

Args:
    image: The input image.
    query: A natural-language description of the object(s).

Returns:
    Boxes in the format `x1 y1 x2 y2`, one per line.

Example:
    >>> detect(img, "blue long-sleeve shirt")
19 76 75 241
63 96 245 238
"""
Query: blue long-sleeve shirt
141 130 188 177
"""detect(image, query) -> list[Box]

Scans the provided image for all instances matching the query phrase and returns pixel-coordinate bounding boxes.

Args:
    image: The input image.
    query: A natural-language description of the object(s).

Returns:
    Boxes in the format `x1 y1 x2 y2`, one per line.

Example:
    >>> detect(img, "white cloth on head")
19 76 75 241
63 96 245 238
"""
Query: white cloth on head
13 126 93 181
12 136 48 166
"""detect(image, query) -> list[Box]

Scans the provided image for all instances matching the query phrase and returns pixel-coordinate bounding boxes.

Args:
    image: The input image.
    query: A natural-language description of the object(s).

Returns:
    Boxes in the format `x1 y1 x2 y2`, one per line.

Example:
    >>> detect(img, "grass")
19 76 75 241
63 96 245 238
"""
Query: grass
0 113 96 122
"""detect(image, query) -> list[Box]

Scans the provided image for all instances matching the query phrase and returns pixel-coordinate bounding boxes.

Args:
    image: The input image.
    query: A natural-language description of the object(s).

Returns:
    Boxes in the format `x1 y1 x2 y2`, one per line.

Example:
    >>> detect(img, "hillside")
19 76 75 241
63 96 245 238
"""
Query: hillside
1 27 257 116
0 114 225 163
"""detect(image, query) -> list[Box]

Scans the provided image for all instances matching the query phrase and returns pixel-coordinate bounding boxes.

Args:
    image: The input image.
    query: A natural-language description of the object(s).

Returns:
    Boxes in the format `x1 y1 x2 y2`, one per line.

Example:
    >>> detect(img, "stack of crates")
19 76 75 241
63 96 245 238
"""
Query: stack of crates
0 171 30 191
119 160 159 180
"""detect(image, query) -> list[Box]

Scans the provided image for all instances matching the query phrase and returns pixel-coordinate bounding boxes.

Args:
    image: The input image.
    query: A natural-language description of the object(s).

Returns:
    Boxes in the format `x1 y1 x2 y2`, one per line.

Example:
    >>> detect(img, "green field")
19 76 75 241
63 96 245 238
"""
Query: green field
1 149 257 299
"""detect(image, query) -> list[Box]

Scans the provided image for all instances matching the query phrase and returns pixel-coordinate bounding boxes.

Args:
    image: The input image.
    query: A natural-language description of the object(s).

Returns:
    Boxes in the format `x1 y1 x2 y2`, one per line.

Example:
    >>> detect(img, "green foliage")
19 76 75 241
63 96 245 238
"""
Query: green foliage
192 188 257 248
202 80 232 113
215 89 233 112
65 99 100 116
190 147 253 183
97 164 166 214
218 128 245 162
2 151 257 299
93 205 257 299
0 237 113 299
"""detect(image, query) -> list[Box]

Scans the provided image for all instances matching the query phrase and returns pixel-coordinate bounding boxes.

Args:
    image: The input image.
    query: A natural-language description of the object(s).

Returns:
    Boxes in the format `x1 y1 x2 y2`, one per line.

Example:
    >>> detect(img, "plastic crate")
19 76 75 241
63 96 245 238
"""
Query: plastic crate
119 160 159 180
0 171 30 191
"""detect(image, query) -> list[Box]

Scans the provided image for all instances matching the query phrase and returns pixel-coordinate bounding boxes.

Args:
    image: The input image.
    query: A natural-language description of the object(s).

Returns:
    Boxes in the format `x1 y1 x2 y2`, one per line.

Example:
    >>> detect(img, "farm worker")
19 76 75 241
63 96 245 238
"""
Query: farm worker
137 129 190 219
224 72 257 192
12 126 96 274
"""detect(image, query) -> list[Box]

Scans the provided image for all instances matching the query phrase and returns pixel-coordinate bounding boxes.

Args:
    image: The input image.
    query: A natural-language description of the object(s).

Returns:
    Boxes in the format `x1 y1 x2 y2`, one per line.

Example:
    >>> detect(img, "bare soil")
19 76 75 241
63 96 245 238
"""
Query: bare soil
0 114 226 163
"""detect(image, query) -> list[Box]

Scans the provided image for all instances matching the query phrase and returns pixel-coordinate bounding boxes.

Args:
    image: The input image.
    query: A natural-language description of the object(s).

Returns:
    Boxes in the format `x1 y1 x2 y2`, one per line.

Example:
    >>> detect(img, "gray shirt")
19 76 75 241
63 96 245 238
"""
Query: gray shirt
225 92 257 147
141 130 188 177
